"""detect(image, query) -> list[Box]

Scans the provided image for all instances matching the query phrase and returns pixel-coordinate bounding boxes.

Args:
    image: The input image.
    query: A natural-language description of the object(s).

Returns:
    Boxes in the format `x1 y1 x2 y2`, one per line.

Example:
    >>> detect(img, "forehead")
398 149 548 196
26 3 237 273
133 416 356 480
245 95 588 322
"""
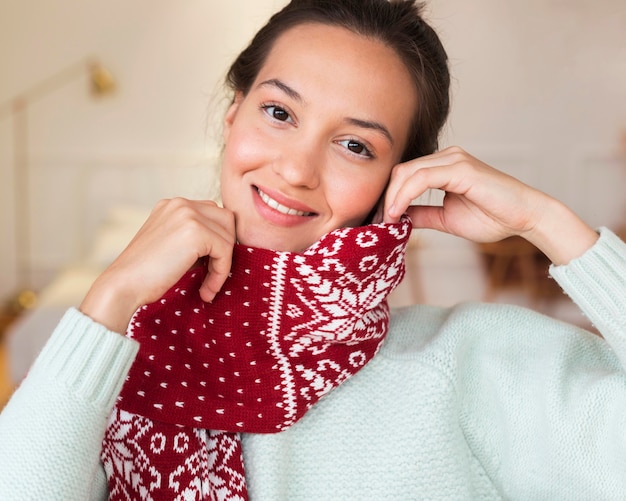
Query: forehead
254 23 417 147
258 22 411 91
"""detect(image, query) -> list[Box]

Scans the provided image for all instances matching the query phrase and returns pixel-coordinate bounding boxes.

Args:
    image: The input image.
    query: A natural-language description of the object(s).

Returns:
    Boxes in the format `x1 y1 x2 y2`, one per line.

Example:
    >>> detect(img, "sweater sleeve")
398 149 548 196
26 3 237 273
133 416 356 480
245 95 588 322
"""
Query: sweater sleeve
549 227 626 364
457 228 626 499
0 308 138 501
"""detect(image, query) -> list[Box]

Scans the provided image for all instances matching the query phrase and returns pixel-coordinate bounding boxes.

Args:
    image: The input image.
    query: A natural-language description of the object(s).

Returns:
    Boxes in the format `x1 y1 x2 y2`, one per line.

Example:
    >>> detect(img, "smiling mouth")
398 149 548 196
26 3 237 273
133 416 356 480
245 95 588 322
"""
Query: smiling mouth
256 188 315 217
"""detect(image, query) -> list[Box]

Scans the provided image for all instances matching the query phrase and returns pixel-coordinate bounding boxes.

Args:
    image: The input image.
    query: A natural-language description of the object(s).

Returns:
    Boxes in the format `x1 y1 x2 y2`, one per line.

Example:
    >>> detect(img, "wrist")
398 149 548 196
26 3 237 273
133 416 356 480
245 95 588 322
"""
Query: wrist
79 270 140 334
522 197 598 266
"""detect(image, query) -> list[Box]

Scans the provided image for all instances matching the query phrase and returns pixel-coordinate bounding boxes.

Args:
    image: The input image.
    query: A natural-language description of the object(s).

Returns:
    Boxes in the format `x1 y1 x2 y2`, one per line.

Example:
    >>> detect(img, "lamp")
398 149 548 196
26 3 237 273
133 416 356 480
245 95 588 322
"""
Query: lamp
0 57 116 311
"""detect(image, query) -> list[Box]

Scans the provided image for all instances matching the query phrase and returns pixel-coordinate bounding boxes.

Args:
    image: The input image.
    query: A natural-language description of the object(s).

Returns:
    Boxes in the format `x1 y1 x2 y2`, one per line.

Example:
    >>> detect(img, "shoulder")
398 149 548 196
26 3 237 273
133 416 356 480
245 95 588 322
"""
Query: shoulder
382 302 614 381
387 301 602 342
385 301 580 351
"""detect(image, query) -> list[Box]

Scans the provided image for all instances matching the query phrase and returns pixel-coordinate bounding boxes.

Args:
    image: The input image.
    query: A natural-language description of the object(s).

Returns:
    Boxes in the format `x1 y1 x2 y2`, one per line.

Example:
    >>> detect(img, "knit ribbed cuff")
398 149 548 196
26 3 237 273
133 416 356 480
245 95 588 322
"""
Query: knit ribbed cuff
550 228 626 332
29 307 139 411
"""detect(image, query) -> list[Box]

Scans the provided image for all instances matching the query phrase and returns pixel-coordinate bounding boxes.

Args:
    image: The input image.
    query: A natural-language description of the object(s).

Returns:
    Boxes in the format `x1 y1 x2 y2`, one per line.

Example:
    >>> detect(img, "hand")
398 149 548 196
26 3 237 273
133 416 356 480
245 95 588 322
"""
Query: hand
80 198 236 333
384 146 598 264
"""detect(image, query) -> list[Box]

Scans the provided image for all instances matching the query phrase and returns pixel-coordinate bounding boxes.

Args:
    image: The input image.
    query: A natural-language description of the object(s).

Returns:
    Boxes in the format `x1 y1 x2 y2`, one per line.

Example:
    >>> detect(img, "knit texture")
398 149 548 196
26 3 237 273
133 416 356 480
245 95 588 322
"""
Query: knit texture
1 228 625 500
0 308 139 500
101 218 412 500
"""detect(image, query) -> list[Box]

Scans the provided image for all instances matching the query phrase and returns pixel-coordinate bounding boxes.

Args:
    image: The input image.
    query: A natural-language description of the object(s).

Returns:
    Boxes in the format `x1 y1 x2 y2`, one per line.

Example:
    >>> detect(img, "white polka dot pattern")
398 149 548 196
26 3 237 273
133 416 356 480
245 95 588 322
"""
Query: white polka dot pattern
101 217 412 501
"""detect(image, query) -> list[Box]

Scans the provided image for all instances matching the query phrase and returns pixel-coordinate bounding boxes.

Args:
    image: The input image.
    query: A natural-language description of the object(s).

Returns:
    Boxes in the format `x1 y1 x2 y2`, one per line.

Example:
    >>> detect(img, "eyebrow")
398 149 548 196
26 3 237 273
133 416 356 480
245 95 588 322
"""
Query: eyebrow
259 78 304 103
345 118 394 146
258 78 394 146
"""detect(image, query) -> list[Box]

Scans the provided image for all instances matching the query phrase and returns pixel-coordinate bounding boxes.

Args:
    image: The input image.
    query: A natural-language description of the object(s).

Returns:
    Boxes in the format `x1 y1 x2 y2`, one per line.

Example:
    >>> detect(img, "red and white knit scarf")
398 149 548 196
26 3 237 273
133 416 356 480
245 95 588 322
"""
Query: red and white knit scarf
101 217 412 500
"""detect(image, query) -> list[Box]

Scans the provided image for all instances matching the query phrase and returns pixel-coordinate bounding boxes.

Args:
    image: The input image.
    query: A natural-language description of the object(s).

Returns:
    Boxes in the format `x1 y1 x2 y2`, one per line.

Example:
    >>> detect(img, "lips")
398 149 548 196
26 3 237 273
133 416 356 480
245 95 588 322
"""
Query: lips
256 187 315 217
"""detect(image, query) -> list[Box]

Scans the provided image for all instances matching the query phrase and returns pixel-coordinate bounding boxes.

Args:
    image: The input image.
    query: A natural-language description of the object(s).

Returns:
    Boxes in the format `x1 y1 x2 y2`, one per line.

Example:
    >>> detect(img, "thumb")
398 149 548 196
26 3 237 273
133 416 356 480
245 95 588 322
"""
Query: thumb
199 254 233 302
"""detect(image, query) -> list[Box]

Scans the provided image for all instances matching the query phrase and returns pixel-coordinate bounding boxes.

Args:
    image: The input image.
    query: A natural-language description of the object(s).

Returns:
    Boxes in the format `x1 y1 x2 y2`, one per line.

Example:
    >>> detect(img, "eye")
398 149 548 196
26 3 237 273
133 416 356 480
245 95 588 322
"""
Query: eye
337 139 374 159
261 104 293 123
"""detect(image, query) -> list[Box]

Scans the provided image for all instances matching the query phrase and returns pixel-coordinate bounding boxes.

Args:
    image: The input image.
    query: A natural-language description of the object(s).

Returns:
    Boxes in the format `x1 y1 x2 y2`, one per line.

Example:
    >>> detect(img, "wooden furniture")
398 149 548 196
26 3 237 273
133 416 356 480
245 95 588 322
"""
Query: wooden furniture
477 237 562 305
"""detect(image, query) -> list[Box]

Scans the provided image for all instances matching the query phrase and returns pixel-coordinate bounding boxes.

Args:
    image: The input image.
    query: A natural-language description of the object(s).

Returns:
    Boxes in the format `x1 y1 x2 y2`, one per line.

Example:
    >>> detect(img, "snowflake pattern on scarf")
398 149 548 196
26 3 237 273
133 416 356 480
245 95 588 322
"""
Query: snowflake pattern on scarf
101 217 412 500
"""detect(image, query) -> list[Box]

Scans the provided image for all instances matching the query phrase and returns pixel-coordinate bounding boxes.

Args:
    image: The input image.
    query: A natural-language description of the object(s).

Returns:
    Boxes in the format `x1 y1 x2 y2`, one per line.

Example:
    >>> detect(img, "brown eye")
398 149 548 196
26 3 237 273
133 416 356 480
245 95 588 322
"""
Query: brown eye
347 141 365 154
263 105 292 122
337 139 373 158
272 107 289 121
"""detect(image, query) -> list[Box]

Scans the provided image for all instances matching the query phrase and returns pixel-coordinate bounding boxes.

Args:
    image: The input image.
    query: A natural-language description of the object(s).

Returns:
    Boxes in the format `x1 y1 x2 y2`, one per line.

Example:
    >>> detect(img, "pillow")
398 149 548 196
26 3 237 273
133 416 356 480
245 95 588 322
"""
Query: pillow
85 205 152 268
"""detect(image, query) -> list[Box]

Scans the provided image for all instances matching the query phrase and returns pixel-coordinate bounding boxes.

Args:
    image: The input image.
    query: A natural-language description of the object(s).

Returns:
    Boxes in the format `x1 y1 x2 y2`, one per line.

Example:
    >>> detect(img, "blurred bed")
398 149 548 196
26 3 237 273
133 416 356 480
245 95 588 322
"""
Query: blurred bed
6 202 425 384
6 205 151 384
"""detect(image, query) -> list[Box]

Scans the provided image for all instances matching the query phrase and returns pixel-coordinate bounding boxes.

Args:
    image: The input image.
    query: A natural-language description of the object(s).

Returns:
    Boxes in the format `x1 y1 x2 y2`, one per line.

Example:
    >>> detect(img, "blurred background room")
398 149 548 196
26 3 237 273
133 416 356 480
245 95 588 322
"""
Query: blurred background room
1 0 625 407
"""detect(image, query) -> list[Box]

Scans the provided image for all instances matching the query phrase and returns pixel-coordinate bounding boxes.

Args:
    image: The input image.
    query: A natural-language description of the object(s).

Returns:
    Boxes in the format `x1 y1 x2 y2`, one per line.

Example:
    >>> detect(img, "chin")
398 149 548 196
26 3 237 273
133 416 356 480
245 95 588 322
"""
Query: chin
236 229 309 253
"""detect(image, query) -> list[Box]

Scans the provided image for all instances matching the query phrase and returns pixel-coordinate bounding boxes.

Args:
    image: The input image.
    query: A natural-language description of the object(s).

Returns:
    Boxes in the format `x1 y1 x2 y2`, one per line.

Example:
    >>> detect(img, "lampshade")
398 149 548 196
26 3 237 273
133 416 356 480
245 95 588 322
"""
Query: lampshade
89 62 116 96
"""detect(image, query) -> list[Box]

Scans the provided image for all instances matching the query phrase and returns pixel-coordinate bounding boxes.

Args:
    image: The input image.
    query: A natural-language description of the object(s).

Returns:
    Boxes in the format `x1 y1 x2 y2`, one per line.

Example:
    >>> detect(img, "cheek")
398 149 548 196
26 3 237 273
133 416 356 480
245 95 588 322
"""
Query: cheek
220 125 266 201
222 125 261 171
329 170 389 223
219 143 249 211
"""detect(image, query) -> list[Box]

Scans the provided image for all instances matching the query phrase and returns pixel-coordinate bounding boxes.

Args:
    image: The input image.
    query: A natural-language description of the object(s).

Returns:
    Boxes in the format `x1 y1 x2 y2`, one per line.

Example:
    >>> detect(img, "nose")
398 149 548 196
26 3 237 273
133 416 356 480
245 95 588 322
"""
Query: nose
272 137 321 189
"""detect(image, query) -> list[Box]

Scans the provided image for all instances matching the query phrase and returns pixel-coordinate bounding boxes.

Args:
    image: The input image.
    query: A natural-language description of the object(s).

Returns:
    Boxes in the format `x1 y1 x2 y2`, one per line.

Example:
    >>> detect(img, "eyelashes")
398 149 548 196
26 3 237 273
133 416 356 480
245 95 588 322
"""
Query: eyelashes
261 104 294 124
260 103 375 160
335 139 374 159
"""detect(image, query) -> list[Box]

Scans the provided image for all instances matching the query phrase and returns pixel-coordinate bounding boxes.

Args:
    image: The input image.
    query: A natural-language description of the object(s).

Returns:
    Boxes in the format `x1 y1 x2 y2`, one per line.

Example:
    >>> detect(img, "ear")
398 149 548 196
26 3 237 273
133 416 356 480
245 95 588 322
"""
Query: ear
223 91 244 143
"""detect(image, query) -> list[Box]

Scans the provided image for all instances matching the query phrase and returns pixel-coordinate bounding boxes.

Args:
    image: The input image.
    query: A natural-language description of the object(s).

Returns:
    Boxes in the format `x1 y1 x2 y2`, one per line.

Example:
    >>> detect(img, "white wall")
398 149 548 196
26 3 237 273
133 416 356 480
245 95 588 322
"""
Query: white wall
413 0 626 307
0 0 625 305
0 0 287 297
433 0 626 202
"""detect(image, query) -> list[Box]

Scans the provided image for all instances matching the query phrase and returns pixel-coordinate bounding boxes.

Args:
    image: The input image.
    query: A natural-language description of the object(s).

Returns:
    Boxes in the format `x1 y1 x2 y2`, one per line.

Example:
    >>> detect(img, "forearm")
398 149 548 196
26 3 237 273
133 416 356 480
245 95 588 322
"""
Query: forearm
522 196 599 266
0 308 138 499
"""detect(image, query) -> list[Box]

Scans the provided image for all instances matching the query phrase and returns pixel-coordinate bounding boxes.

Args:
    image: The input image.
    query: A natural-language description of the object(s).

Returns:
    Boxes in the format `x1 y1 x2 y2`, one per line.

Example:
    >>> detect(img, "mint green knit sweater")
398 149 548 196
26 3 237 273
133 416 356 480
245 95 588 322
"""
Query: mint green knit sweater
1 228 625 500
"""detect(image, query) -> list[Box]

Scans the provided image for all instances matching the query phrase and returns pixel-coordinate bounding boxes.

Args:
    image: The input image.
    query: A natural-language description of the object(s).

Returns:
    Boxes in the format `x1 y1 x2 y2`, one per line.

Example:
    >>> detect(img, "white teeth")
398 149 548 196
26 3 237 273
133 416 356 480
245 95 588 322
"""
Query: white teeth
258 189 312 216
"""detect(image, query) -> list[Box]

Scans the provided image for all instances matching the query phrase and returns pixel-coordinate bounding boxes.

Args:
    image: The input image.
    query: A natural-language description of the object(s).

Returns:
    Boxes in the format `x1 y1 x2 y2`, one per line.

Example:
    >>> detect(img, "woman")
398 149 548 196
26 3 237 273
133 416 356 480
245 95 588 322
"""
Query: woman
1 0 625 499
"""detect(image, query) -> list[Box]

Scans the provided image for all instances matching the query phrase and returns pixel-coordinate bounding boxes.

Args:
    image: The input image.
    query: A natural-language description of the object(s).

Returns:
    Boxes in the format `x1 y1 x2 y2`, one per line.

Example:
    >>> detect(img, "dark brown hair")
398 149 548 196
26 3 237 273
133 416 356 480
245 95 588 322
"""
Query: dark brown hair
226 0 450 161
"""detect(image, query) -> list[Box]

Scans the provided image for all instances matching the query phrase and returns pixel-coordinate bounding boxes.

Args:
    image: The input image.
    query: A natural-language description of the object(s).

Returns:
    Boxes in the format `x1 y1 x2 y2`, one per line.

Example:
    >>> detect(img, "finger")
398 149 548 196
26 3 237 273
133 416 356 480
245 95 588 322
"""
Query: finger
404 204 447 232
150 199 236 301
198 211 236 302
383 166 445 223
384 159 475 223
198 227 235 302
383 149 467 223
383 163 425 223
200 251 233 302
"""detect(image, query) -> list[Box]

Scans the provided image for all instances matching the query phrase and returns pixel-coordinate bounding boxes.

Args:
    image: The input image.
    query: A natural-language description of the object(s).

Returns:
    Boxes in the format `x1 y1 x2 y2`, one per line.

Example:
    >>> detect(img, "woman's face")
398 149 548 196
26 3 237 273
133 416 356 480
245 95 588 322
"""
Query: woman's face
220 23 417 252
